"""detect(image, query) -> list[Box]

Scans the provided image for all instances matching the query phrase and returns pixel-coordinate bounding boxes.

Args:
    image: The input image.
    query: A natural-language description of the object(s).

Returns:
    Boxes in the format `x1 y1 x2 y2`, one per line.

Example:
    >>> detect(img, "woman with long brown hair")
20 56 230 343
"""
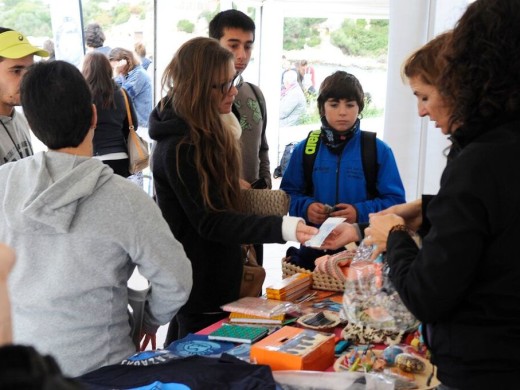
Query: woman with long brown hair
149 37 317 343
82 51 138 177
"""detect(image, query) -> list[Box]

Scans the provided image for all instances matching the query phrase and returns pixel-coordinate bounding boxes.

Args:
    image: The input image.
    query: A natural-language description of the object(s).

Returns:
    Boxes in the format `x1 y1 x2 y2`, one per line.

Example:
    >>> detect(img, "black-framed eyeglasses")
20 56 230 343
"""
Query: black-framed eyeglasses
213 73 243 94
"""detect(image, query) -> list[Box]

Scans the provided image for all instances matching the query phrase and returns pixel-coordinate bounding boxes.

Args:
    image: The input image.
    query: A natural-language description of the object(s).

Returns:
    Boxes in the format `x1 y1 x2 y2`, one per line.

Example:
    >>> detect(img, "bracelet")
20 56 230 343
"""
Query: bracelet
389 224 409 234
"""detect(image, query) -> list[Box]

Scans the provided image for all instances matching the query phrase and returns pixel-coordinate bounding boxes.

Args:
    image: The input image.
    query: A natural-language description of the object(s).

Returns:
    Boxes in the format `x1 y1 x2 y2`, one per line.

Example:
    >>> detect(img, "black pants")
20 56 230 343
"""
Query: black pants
253 244 264 266
164 311 229 347
103 158 130 178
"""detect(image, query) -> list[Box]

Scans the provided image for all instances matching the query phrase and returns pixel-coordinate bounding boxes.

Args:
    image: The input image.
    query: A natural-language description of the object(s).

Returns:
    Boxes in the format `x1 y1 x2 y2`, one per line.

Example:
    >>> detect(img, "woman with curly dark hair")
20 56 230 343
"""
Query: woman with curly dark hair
363 1 520 389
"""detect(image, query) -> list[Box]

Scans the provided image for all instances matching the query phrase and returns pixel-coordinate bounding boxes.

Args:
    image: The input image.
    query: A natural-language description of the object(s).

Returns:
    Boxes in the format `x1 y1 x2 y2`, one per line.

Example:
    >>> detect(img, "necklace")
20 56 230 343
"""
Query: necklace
0 117 25 160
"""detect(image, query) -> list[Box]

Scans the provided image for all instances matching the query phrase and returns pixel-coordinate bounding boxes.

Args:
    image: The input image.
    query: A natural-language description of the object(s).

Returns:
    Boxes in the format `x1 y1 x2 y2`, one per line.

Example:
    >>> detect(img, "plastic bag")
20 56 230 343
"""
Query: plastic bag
342 240 418 332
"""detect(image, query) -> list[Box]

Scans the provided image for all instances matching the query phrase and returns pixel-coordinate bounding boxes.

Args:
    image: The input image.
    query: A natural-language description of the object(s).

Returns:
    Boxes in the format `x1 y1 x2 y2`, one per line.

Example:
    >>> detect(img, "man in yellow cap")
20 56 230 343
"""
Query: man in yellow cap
0 27 48 166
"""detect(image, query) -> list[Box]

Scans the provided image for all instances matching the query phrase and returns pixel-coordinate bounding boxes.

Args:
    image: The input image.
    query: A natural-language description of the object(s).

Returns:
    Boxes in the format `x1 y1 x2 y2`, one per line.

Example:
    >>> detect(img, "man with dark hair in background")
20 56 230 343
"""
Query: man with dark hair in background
85 22 111 56
209 9 271 265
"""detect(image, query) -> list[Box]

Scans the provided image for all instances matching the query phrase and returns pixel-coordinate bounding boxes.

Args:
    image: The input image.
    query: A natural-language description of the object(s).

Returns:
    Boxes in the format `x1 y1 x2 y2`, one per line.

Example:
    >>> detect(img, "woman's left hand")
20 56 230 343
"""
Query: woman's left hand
364 214 405 257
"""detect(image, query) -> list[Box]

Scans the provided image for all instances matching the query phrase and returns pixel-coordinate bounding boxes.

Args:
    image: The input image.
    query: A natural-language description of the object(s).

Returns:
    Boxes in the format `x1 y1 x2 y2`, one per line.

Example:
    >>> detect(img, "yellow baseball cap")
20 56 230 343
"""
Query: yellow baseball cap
0 30 49 59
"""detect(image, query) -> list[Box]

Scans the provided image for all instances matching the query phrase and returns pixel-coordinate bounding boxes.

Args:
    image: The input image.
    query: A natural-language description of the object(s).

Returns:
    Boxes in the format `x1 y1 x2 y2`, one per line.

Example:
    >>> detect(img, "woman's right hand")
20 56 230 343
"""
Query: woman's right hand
295 221 319 244
319 223 360 250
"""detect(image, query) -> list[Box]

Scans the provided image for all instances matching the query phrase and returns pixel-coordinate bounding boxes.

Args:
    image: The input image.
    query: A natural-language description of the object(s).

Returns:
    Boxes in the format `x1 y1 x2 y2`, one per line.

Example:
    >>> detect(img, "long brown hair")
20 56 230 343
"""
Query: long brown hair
161 37 241 211
82 51 116 109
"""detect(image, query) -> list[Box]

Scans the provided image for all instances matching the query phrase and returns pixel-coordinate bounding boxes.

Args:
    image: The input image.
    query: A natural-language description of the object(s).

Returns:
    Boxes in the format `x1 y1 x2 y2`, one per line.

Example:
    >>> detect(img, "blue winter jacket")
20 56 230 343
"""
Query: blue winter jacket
280 126 406 224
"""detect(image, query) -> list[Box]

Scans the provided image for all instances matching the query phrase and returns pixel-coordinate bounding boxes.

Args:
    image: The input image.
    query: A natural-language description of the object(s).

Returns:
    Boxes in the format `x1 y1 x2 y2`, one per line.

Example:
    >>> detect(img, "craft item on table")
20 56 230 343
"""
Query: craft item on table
314 249 355 282
208 324 269 344
121 334 236 364
228 312 287 325
383 345 404 364
343 239 419 333
341 322 405 346
266 273 312 301
224 343 252 362
312 298 343 313
334 347 439 390
294 291 318 304
304 217 346 247
164 333 236 358
395 353 426 373
296 311 341 332
221 296 299 318
250 326 335 371
334 339 350 355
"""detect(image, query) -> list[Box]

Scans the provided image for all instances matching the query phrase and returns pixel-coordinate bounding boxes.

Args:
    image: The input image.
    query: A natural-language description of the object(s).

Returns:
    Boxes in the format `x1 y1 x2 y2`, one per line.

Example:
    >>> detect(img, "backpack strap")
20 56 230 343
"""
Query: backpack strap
303 129 321 195
360 130 379 200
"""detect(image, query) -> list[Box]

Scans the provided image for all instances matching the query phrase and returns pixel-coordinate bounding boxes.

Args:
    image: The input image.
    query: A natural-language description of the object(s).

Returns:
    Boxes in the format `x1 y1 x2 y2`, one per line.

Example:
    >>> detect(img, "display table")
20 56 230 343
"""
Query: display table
196 296 440 389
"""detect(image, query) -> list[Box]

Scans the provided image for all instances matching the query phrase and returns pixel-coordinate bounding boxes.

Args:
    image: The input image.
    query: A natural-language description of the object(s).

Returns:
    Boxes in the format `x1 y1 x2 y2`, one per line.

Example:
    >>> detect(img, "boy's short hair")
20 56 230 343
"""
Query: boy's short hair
20 61 92 149
317 71 365 116
209 10 256 41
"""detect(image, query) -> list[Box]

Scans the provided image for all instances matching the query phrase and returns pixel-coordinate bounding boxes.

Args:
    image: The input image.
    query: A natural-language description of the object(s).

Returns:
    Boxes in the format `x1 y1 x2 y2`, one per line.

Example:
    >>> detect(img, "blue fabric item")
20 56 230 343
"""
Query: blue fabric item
280 124 405 224
130 382 189 390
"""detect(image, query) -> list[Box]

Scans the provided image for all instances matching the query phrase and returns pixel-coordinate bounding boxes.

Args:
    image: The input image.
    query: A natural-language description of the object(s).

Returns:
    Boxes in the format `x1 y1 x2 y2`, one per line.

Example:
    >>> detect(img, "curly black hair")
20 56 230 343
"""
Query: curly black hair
441 0 520 137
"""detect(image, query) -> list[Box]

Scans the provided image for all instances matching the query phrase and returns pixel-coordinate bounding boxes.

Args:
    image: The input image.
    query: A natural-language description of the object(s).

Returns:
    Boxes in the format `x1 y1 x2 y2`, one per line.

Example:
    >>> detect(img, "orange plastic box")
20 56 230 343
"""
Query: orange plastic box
250 326 335 371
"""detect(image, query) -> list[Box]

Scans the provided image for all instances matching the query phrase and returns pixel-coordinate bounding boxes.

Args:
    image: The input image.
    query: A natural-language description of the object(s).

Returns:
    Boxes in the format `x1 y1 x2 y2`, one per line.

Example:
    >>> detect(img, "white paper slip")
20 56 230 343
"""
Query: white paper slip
304 217 346 248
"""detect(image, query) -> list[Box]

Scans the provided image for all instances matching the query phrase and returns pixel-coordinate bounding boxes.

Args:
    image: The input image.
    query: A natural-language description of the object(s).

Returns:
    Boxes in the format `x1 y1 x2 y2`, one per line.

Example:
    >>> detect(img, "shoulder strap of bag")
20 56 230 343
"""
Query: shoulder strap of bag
120 88 134 131
121 88 147 162
302 129 379 199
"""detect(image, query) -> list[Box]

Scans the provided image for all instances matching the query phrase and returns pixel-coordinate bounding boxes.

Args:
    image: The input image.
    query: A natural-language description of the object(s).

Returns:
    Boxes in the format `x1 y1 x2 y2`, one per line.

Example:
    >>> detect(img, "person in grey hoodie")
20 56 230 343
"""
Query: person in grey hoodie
0 60 193 377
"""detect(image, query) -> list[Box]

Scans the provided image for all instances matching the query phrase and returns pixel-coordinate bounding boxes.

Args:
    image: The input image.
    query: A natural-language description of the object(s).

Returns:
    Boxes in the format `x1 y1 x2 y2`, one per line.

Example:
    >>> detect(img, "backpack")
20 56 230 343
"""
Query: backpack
302 129 379 199
273 141 297 178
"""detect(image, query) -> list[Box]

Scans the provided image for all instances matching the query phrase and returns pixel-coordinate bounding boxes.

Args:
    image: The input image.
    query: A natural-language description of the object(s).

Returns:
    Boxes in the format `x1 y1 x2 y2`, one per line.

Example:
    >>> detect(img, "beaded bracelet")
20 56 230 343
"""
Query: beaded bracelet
389 224 409 234
389 224 422 248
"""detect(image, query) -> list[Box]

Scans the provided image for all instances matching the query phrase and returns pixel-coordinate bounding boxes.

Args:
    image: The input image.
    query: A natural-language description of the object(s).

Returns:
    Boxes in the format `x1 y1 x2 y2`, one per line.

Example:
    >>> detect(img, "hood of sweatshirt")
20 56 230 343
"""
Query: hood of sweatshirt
3 151 112 234
148 102 189 143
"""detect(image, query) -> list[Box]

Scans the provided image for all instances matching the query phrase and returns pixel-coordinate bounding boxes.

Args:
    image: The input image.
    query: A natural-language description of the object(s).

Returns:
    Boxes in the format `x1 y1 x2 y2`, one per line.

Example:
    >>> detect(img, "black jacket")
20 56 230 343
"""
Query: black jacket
386 120 520 389
149 102 285 313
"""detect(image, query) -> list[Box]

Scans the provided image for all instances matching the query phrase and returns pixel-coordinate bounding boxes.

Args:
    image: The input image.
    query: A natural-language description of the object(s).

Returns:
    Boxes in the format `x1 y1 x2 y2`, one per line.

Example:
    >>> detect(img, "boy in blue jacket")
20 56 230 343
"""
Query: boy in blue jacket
281 71 405 269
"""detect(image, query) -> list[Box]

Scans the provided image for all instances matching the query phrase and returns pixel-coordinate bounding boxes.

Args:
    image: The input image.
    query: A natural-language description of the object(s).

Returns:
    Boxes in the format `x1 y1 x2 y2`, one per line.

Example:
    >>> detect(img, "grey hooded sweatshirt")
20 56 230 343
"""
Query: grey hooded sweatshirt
0 151 192 376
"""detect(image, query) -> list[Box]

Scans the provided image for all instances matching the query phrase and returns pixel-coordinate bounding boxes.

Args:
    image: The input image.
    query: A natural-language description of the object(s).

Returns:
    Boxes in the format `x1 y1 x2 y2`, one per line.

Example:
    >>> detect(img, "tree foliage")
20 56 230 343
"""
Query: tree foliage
177 19 195 34
0 0 52 37
283 18 326 51
331 19 389 58
0 0 150 39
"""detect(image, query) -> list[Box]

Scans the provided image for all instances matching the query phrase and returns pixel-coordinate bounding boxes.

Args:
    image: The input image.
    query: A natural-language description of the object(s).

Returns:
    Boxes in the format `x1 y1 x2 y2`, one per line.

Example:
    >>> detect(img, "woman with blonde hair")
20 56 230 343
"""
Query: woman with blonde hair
149 37 317 342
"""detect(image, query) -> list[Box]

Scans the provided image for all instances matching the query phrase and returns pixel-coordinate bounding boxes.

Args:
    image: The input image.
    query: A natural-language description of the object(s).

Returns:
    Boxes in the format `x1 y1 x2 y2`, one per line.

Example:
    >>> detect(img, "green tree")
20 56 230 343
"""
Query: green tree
177 19 195 34
330 19 389 58
0 0 52 37
283 18 326 51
